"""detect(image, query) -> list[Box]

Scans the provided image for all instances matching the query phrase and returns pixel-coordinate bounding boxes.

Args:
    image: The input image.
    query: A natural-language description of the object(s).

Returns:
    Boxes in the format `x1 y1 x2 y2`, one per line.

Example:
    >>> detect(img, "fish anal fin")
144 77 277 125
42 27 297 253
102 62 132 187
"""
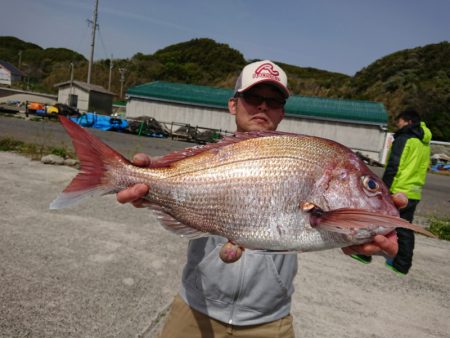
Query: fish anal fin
150 206 207 239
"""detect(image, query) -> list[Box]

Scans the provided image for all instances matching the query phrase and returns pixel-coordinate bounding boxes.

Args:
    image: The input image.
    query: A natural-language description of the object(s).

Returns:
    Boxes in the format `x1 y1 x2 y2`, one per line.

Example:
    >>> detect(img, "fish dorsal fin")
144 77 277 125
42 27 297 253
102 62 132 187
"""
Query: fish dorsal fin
149 205 207 239
150 130 298 168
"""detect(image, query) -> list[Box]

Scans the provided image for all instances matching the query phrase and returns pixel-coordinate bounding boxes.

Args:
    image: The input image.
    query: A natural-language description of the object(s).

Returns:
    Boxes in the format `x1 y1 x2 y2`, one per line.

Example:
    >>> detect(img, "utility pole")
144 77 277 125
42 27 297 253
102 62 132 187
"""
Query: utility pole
18 50 22 70
108 55 113 91
87 0 99 85
69 62 75 106
70 62 74 93
119 67 126 99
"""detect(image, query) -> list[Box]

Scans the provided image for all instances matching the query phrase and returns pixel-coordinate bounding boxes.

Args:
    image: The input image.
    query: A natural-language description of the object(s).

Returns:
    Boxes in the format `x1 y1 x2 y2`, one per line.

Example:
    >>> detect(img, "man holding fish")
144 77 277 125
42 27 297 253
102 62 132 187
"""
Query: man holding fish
115 60 407 338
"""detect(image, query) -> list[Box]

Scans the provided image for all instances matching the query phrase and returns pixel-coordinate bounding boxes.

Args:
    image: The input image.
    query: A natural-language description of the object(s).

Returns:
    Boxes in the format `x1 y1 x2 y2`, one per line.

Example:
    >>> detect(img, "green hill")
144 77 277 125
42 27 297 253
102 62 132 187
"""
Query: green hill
346 42 450 140
0 36 448 141
0 36 347 96
0 36 85 82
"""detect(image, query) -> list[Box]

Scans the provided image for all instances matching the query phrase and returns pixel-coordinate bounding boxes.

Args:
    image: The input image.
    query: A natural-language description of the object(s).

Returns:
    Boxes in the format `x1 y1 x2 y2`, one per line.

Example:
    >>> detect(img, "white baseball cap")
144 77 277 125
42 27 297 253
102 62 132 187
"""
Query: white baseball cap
234 60 289 98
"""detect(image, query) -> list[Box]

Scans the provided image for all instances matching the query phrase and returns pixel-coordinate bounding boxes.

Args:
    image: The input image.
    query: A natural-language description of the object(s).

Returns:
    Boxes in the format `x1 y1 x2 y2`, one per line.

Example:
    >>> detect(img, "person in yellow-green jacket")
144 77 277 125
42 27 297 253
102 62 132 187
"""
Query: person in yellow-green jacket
382 109 432 274
353 109 432 274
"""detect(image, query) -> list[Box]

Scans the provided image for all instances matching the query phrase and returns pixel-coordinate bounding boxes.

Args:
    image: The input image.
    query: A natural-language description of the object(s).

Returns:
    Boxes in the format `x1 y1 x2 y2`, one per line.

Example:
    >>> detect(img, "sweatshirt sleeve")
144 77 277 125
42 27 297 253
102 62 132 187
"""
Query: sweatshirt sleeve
382 134 408 189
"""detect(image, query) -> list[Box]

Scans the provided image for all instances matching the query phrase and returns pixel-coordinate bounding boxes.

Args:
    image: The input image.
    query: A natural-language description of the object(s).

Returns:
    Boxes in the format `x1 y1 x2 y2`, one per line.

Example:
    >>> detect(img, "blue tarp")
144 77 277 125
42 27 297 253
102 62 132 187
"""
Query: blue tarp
70 113 128 131
431 163 450 172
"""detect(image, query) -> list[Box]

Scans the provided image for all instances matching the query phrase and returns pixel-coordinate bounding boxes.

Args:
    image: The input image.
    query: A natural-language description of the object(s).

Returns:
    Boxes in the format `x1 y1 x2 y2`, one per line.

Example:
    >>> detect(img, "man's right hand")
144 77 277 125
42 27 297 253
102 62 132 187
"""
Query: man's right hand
116 153 151 208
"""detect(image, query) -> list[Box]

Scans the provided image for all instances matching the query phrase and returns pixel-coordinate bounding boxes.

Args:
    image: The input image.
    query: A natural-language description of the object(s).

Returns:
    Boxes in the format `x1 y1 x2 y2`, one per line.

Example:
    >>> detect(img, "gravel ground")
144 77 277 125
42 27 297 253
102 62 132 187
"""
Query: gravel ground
1 151 449 338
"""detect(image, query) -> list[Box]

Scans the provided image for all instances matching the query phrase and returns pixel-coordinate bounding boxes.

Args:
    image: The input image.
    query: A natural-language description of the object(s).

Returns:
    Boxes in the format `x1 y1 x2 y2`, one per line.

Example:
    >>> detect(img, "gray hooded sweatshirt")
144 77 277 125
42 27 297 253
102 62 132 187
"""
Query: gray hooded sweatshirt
179 235 298 326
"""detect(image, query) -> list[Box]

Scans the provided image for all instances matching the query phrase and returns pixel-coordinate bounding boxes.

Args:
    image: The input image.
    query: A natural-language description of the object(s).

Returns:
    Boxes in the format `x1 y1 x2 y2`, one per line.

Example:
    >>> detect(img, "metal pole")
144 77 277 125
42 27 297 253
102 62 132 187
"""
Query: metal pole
87 0 99 84
70 62 74 95
119 67 126 99
18 50 22 70
108 55 113 91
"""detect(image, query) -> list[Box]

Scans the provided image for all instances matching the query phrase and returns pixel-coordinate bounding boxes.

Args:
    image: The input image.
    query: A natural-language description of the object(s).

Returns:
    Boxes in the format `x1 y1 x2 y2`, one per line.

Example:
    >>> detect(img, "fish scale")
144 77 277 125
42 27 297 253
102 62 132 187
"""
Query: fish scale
132 137 346 249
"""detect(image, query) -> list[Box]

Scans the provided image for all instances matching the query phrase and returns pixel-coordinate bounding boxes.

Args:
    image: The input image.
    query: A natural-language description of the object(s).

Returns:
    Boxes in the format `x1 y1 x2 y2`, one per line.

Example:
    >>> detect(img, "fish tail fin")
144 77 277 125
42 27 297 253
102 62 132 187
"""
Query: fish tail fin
50 116 130 209
313 208 436 238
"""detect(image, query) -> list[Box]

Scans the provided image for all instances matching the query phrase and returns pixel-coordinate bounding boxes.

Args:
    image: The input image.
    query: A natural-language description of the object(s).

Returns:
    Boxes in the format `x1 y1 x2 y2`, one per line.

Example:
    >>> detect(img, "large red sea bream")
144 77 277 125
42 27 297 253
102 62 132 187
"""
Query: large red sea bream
50 116 434 252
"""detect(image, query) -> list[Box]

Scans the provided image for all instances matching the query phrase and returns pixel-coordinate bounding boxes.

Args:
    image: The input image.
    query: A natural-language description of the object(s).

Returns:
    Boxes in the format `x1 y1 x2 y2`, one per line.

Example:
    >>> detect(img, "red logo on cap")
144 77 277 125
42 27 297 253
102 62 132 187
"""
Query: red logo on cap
253 63 281 82
255 63 280 76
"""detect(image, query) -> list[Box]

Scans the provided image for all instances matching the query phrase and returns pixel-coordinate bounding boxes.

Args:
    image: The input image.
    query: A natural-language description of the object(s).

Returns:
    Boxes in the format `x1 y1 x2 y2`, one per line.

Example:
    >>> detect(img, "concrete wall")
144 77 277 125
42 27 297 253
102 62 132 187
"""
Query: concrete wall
58 86 90 112
126 97 388 162
0 93 56 105
0 88 57 102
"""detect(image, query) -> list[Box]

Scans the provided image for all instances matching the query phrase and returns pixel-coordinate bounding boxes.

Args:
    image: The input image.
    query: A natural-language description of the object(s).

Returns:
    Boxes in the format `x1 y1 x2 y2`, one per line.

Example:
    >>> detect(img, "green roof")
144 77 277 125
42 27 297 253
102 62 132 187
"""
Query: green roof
127 81 387 125
285 96 387 124
128 81 231 109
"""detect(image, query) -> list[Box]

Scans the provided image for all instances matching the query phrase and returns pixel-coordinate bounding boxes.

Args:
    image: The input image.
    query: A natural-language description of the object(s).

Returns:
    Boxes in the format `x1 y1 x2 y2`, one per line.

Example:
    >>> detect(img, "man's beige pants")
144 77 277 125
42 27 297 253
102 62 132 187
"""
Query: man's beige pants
157 294 295 338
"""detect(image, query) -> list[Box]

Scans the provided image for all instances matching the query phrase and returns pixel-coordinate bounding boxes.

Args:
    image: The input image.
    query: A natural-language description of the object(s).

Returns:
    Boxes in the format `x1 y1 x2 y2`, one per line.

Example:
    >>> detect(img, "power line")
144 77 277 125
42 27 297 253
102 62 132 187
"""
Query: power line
97 27 111 60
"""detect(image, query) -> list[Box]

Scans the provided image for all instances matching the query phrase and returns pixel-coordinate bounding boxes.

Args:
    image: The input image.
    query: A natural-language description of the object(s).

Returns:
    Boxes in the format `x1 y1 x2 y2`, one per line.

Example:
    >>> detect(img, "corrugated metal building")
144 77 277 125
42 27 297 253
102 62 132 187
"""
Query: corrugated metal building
0 60 24 86
126 81 389 162
55 80 115 114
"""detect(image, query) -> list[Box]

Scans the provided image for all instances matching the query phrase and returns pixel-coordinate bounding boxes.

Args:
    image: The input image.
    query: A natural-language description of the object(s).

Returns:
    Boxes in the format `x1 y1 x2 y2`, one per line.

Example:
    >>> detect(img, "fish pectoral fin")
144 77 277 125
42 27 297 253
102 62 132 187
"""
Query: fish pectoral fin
312 208 436 238
150 206 208 239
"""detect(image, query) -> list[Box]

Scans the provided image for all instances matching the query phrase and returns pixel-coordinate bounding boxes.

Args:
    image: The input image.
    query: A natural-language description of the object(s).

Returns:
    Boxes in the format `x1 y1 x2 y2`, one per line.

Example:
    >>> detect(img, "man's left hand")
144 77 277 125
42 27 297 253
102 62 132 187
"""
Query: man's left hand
342 232 398 257
342 192 407 258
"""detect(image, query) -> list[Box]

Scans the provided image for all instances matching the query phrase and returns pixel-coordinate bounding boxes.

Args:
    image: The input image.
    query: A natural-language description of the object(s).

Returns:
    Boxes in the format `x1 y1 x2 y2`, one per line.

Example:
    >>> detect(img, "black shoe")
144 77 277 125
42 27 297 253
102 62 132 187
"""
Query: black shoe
385 259 408 275
351 255 372 264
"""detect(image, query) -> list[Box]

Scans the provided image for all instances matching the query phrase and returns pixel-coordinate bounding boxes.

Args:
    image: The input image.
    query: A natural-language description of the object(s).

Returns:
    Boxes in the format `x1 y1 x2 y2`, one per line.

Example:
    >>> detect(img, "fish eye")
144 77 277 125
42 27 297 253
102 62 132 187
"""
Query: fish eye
362 176 380 193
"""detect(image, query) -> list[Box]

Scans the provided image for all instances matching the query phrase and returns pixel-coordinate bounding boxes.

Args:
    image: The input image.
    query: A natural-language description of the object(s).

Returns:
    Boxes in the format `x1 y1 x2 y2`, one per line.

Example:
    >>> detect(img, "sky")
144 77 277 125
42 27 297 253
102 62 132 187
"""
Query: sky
1 0 449 76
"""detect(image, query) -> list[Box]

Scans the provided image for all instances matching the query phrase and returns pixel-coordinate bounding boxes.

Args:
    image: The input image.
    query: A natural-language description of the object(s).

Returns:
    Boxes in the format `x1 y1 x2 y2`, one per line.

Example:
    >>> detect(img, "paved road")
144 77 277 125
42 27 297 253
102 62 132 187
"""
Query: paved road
0 114 193 159
1 114 449 219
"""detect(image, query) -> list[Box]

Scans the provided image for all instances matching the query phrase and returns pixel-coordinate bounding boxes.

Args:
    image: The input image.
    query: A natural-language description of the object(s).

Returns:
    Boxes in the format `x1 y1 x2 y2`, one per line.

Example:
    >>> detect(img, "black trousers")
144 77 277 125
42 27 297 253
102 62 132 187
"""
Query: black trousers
392 199 420 274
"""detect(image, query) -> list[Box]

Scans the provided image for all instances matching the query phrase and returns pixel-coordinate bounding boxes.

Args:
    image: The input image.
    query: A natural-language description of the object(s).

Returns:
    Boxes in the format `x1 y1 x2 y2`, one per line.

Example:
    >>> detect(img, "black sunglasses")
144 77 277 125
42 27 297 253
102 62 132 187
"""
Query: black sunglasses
236 92 286 109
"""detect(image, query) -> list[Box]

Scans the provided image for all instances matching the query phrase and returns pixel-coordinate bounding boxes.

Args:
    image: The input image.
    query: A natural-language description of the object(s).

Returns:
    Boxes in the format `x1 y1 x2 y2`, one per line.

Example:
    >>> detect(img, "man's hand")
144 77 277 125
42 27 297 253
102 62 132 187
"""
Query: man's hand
219 241 245 263
116 153 152 208
342 192 408 258
391 192 408 210
342 232 398 257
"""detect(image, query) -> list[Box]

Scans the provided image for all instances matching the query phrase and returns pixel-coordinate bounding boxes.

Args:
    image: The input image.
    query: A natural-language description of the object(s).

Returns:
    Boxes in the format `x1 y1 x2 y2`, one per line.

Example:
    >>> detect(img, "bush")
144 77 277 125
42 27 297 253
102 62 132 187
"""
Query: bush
427 217 450 241
51 147 69 158
0 137 73 160
0 138 24 151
